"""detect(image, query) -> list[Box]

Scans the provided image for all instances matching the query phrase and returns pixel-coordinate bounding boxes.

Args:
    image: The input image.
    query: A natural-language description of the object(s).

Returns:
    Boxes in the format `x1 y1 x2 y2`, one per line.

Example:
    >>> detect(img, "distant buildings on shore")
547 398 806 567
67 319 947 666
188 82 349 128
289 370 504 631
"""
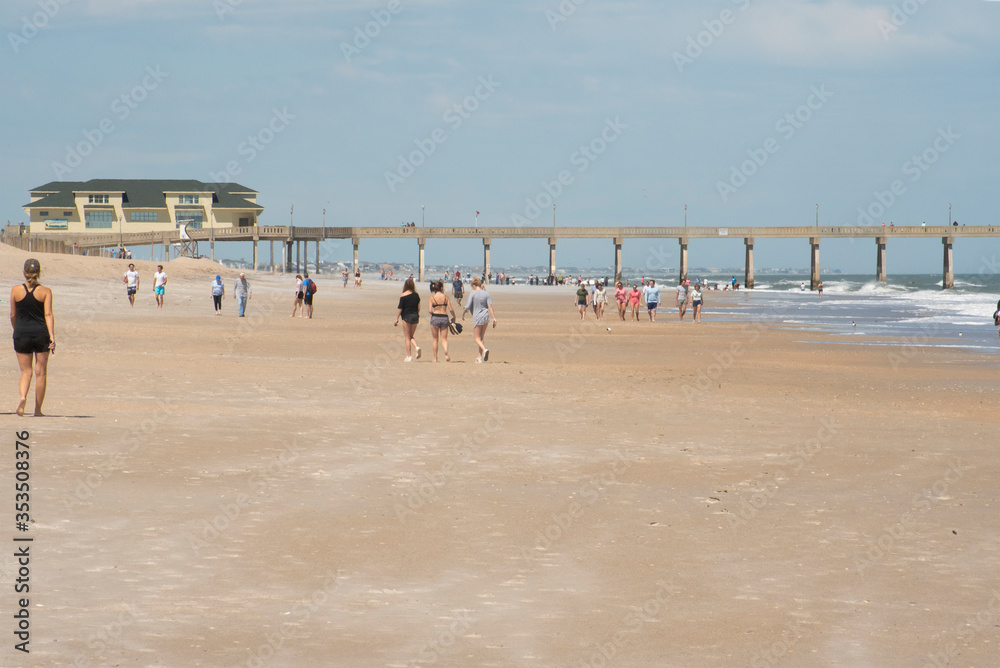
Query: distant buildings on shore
23 179 263 235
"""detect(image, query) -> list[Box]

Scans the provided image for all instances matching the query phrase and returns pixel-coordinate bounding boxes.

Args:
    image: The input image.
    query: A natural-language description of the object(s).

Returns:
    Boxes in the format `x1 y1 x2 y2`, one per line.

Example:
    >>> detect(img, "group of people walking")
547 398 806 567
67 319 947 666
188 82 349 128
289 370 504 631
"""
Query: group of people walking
395 276 497 363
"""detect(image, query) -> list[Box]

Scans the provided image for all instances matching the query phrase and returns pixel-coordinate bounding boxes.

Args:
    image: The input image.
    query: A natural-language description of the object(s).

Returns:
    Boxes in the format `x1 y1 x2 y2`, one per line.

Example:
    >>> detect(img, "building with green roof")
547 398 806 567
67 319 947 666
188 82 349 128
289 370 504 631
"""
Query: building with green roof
23 179 264 235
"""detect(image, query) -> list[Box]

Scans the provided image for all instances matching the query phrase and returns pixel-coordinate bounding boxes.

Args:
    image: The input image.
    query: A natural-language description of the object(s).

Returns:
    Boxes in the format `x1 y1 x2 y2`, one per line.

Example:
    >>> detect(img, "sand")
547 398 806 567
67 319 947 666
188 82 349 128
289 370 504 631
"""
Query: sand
2 243 998 668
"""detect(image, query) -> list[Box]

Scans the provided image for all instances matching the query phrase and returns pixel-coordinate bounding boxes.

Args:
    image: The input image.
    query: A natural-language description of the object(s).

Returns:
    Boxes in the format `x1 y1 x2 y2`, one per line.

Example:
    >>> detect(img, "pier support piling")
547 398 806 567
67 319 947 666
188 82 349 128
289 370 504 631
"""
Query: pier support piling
678 237 689 282
483 238 491 281
548 238 557 281
352 238 359 277
942 236 954 289
315 239 320 274
418 238 426 282
810 237 821 290
613 237 623 284
876 237 887 283
744 237 755 289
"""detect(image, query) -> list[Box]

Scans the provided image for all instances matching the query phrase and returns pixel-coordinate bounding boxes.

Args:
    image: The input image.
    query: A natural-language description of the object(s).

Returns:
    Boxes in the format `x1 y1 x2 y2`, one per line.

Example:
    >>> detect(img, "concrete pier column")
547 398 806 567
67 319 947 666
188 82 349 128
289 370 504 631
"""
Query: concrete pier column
285 240 293 273
876 237 887 283
269 241 274 272
548 237 557 280
744 237 755 289
418 238 426 282
252 227 259 272
163 242 169 262
352 237 360 277
678 237 689 282
613 237 623 283
810 237 821 290
942 236 954 289
211 238 215 261
483 237 491 281
315 239 320 274
296 240 302 274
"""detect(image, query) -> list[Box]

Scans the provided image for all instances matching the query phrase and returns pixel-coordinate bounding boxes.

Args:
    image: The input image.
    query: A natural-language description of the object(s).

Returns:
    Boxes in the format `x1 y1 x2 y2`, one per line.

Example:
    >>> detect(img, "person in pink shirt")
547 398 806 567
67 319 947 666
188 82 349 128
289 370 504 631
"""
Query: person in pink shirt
614 281 628 321
628 284 641 321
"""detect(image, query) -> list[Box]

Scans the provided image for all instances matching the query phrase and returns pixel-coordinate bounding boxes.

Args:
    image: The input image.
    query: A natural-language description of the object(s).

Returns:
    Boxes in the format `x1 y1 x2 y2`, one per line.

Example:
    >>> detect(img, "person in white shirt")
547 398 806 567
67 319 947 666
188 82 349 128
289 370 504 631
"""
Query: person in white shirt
153 265 167 309
123 263 139 308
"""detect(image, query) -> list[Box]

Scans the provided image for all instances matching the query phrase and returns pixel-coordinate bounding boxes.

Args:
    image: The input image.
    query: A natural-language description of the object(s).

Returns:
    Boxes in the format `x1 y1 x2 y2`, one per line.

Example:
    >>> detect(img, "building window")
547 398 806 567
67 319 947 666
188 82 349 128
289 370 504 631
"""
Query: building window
130 212 159 222
85 211 114 228
39 211 49 216
63 211 73 216
88 195 109 204
176 212 203 229
179 195 199 204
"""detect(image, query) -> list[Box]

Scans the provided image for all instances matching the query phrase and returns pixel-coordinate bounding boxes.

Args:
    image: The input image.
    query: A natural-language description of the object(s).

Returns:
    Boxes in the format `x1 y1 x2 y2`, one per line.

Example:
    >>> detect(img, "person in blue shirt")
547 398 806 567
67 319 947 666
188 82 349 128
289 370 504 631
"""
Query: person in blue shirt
643 279 661 322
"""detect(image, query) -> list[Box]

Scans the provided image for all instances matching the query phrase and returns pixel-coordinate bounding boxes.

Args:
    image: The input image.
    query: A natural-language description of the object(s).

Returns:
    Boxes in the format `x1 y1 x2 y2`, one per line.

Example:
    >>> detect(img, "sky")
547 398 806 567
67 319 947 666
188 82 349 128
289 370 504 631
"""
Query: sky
2 0 998 276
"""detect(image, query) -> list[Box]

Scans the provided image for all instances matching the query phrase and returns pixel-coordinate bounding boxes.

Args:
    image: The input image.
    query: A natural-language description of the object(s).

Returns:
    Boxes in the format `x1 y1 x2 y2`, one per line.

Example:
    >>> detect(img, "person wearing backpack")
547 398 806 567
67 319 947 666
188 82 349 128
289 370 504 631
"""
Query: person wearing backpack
302 274 317 319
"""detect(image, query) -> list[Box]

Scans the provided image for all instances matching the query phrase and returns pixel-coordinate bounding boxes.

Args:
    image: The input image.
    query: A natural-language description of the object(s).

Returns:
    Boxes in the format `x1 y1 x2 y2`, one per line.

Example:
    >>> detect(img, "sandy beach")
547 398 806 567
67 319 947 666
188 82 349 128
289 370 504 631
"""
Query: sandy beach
2 243 998 668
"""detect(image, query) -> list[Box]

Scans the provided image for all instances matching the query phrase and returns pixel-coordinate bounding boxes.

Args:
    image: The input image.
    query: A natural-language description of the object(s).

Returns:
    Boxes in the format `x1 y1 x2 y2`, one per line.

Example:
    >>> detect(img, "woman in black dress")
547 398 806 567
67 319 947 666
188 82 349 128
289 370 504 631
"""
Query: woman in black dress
10 259 55 416
394 277 421 361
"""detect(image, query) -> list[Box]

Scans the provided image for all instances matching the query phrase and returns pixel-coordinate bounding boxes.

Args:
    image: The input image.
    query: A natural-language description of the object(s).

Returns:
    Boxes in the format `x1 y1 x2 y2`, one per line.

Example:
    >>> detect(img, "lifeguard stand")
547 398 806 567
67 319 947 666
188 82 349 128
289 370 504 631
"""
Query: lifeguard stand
177 220 199 258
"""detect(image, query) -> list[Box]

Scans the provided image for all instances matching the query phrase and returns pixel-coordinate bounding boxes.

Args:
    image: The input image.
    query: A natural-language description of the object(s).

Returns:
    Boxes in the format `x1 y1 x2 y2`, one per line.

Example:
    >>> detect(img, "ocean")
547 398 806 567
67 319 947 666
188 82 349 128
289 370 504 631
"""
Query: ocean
644 273 1000 356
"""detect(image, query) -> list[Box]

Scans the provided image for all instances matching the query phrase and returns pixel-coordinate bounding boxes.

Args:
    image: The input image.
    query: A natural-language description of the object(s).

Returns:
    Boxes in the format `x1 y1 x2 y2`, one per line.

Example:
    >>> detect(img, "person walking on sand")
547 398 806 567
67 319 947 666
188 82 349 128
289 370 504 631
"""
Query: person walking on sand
291 274 304 317
575 282 589 320
123 263 139 307
453 271 464 302
233 273 251 317
691 283 704 323
427 280 456 362
342 268 349 288
211 274 225 315
676 278 689 322
153 264 167 309
628 283 641 321
302 274 315 319
643 279 661 322
615 281 627 321
593 281 607 321
10 259 55 417
394 277 421 361
817 281 824 298
463 276 497 363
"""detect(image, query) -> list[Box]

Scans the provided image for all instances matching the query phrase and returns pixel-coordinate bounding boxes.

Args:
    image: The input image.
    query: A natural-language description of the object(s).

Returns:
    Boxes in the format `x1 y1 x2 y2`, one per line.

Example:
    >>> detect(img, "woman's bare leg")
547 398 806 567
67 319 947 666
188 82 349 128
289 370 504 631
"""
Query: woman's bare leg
16 352 32 416
430 327 440 361
32 351 49 416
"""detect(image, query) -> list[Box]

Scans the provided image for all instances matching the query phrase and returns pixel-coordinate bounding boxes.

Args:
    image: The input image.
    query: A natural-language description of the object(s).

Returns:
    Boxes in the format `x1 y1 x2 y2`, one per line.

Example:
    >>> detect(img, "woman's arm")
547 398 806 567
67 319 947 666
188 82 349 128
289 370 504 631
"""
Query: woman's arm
9 287 16 330
43 288 55 349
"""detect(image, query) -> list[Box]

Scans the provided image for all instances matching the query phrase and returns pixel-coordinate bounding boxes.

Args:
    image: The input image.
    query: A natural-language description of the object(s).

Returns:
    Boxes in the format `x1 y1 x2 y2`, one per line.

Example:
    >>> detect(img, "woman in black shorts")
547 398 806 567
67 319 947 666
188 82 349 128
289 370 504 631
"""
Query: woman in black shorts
427 280 456 362
10 258 55 416
394 277 421 361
